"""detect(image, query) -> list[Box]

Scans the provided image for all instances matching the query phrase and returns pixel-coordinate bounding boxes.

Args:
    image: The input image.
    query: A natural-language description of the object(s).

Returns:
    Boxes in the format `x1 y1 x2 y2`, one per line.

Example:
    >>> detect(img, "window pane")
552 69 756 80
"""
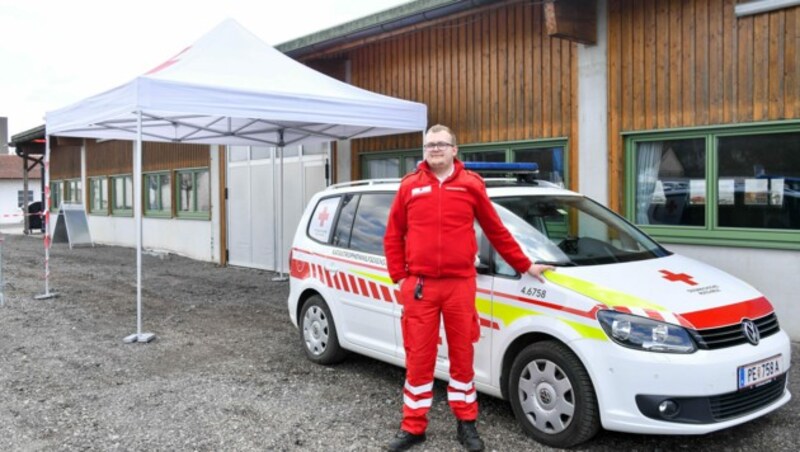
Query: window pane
124 176 133 209
633 139 705 227
349 193 395 255
367 158 400 178
717 132 800 230
196 171 210 212
179 173 193 212
515 147 565 186
74 180 82 203
404 156 419 174
114 178 125 209
332 194 359 248
146 175 160 211
463 150 506 162
100 179 108 210
229 146 249 162
160 175 171 212
251 146 271 160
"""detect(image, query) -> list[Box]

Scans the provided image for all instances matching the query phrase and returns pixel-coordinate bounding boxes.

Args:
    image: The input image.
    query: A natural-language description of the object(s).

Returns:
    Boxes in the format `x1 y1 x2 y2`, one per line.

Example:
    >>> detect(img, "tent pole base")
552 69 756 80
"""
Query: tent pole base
271 275 289 282
123 333 156 344
34 292 60 300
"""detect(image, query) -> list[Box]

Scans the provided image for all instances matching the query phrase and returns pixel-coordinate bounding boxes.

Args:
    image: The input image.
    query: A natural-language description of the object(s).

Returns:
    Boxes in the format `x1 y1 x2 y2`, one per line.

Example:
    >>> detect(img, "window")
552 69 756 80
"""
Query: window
626 125 800 249
145 172 172 216
176 168 210 218
89 177 108 215
111 174 133 215
361 139 568 183
63 179 82 204
332 194 359 248
49 181 62 211
308 196 342 243
17 190 34 208
349 193 395 255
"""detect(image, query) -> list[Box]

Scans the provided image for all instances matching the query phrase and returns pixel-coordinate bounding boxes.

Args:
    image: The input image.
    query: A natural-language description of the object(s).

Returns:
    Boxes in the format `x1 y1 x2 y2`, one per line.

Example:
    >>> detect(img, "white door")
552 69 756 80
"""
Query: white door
227 145 328 271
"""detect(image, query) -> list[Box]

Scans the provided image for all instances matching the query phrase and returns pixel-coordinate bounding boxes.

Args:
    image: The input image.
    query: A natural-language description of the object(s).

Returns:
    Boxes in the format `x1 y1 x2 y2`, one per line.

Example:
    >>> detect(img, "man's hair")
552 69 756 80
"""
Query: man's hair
426 124 457 146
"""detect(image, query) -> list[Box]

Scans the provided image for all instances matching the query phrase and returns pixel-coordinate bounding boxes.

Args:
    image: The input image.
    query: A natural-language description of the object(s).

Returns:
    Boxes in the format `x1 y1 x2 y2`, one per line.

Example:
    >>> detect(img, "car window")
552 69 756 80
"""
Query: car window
349 193 395 256
332 194 359 248
307 196 342 243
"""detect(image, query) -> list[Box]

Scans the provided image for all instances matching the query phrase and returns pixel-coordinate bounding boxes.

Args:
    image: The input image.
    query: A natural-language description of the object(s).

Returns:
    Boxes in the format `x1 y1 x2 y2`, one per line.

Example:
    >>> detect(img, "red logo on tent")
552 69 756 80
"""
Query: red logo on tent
145 46 192 75
318 206 330 227
659 270 698 286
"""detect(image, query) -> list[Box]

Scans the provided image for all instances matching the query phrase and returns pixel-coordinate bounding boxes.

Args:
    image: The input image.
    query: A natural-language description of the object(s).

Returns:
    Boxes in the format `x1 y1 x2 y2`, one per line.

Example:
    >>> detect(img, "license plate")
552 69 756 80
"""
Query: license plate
738 355 782 390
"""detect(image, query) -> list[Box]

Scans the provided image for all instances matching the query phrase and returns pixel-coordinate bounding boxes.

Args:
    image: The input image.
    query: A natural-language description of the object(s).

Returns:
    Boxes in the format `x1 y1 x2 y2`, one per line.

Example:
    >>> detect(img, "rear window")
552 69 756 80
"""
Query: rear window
307 196 341 243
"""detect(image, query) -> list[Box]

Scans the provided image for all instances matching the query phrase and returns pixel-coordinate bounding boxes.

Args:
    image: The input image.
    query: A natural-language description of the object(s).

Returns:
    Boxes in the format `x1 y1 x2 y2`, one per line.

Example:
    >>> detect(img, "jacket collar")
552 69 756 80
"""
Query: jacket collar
418 158 464 183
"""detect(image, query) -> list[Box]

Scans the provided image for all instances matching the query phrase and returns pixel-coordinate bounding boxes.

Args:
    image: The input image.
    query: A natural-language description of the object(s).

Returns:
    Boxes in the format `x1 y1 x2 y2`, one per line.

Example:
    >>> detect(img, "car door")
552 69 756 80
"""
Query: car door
331 192 397 357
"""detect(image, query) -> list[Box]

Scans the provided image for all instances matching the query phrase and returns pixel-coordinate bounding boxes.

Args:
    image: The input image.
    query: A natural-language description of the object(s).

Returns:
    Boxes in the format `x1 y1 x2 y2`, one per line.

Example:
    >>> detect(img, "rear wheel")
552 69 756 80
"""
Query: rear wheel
299 295 347 365
508 341 600 448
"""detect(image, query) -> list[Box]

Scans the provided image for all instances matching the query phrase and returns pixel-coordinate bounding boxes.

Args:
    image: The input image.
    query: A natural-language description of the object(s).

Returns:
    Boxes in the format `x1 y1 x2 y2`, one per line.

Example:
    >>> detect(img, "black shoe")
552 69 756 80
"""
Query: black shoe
386 430 426 451
457 420 485 452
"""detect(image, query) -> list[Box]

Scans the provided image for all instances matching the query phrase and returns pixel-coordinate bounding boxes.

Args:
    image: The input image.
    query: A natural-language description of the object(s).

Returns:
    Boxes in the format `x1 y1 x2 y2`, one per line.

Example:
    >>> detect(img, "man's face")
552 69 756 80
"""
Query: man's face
423 130 457 170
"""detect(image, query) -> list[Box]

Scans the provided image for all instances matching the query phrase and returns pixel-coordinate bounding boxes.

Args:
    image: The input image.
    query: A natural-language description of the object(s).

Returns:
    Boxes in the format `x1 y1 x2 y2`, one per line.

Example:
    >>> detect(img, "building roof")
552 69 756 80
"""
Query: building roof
277 0 492 58
0 154 41 179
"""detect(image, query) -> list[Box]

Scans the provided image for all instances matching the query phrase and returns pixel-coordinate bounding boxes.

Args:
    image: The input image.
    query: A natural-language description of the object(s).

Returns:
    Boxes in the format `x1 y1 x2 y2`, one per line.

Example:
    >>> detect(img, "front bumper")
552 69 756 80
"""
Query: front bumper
574 330 792 435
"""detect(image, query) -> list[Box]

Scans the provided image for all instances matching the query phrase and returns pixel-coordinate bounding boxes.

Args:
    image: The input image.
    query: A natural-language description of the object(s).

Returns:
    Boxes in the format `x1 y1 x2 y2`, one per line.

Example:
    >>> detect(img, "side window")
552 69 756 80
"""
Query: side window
332 194 359 248
349 193 395 255
308 196 342 243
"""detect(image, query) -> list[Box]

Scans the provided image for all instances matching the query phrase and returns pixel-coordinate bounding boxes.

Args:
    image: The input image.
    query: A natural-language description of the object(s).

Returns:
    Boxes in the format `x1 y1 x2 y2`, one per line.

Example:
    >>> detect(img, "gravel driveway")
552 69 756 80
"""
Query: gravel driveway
0 234 797 451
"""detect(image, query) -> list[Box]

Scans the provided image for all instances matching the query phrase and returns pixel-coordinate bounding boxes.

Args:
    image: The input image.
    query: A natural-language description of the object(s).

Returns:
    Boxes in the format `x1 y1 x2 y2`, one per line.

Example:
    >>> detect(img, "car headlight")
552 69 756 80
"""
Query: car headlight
597 310 697 354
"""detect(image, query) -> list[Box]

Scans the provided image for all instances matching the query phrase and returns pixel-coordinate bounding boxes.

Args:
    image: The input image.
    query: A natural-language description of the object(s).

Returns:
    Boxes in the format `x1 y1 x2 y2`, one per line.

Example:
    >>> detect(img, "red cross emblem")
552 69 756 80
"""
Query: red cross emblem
317 206 330 227
659 269 698 286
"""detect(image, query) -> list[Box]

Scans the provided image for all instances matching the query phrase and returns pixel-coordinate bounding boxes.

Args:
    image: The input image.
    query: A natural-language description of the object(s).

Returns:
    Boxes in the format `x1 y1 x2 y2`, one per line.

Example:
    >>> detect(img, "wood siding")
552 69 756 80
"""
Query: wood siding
85 140 210 176
299 1 577 180
50 146 81 179
608 0 800 211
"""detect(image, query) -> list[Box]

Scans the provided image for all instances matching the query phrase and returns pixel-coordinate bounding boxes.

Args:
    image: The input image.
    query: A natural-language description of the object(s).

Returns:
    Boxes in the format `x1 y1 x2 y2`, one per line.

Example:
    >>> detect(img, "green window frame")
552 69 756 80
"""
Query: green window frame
89 177 109 215
144 172 172 218
110 174 133 216
624 122 800 250
360 138 569 187
49 181 62 212
175 168 210 219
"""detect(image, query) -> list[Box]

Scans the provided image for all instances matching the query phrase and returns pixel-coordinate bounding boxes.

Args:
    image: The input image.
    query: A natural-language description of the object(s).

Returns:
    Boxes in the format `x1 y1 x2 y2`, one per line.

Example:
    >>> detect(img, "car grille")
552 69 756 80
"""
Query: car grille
710 373 787 421
690 313 781 350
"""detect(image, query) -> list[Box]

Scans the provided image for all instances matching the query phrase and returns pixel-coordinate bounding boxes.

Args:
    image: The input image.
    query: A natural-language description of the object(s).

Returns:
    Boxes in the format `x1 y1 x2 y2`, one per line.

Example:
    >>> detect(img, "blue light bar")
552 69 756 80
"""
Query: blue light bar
464 162 539 172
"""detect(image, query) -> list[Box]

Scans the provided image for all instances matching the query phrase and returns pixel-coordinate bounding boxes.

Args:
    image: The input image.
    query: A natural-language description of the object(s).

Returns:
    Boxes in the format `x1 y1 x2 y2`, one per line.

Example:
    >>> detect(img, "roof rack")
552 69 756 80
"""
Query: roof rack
464 162 540 184
326 178 402 190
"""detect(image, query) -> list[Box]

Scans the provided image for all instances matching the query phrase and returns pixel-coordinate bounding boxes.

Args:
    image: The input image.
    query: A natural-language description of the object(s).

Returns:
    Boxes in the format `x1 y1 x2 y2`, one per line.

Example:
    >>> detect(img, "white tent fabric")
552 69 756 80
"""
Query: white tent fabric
46 18 426 144
43 19 427 343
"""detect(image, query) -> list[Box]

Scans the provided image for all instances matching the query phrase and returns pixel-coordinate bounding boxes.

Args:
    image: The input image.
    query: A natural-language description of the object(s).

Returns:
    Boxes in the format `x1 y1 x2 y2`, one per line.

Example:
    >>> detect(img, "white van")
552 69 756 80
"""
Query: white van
287 165 791 447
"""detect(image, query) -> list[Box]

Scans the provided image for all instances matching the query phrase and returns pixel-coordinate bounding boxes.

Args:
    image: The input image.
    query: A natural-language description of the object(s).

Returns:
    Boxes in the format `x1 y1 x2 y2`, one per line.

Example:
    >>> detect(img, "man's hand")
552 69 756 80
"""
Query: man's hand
526 263 555 283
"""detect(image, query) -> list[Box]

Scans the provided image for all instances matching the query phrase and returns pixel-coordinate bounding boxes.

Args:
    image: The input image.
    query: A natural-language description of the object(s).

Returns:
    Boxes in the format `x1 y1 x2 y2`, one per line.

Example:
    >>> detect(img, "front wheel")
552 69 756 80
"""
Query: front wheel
299 295 347 365
508 341 600 448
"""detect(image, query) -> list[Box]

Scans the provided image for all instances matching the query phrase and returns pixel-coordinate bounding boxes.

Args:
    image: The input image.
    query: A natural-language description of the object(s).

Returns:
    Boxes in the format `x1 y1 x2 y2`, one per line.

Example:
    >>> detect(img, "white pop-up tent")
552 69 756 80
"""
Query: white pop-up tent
44 18 427 343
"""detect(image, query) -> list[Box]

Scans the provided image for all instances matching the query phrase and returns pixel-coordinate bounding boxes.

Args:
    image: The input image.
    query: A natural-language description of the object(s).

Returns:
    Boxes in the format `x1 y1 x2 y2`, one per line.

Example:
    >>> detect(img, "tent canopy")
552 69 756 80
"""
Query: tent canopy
45 19 427 146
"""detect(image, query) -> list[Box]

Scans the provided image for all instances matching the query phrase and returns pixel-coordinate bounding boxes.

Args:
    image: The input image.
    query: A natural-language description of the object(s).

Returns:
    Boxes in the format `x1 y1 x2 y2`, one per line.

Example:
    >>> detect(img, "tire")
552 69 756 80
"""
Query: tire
508 341 600 448
299 295 347 365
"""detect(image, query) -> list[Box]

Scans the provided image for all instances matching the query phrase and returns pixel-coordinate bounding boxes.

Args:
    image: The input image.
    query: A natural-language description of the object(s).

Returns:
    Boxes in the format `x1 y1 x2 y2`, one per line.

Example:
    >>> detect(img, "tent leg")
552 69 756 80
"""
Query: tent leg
271 144 288 282
35 132 59 300
125 110 155 344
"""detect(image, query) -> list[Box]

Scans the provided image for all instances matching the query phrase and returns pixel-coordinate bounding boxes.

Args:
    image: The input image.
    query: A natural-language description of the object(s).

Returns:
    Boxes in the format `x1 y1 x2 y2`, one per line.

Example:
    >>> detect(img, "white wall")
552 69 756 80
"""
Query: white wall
88 215 215 262
0 179 42 225
577 0 609 205
668 244 800 340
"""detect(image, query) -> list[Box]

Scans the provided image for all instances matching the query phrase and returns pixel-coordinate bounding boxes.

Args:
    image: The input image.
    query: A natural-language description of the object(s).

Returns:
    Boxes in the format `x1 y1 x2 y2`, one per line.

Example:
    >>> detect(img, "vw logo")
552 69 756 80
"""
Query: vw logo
539 389 552 405
742 319 760 346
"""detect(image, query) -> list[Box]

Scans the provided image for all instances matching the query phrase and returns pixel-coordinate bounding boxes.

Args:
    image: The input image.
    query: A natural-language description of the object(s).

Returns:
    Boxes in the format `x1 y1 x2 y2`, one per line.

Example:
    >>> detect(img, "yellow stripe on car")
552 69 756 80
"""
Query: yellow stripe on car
476 296 605 340
544 271 665 311
352 270 394 286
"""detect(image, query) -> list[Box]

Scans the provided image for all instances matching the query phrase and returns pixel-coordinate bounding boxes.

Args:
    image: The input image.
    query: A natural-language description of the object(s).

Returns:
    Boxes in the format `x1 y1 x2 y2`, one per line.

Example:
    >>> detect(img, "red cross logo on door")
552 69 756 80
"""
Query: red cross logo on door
318 206 330 227
659 270 698 286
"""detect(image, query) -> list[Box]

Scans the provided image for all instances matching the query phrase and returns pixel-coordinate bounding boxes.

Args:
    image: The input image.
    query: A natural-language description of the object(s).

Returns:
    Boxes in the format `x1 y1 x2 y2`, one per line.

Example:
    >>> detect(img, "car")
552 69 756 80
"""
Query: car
287 162 791 447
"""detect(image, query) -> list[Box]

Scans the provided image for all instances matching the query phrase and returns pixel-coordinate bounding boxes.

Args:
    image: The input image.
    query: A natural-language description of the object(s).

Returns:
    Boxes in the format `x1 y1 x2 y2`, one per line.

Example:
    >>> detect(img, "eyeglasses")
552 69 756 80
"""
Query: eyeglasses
423 142 454 151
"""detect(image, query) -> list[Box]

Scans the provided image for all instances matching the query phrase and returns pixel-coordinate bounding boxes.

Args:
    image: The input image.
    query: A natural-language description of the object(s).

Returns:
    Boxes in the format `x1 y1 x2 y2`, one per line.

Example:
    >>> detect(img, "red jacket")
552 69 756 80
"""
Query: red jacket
384 159 532 282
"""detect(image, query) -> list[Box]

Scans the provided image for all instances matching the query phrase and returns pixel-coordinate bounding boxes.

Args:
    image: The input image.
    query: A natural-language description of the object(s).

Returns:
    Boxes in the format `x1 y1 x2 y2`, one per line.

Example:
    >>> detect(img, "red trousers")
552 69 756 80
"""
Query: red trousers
399 276 480 435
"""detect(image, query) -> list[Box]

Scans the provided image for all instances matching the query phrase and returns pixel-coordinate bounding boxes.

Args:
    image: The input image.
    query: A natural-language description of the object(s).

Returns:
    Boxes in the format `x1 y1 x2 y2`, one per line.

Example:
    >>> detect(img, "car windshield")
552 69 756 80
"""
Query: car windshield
492 195 670 267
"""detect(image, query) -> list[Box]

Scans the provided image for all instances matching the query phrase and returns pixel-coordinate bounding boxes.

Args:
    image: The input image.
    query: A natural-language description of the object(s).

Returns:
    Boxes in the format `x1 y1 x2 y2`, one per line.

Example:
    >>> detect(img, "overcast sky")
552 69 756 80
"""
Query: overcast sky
0 0 409 136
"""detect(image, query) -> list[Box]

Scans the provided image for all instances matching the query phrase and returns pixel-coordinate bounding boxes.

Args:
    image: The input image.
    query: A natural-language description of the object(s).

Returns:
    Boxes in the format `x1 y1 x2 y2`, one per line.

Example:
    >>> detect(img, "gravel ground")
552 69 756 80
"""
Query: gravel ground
0 233 798 451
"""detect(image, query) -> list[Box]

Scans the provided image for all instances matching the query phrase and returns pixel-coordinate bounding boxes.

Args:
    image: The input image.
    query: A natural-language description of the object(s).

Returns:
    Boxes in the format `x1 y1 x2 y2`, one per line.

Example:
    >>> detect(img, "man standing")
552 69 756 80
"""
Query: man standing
383 124 553 451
